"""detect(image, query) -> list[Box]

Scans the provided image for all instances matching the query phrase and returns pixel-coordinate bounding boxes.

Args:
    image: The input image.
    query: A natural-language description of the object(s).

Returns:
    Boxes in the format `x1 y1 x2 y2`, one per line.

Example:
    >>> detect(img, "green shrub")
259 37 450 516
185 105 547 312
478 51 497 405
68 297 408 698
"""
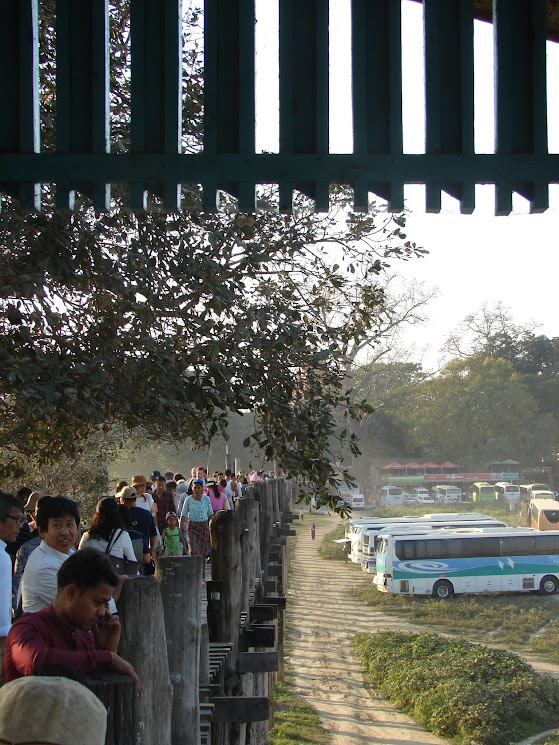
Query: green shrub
353 631 559 745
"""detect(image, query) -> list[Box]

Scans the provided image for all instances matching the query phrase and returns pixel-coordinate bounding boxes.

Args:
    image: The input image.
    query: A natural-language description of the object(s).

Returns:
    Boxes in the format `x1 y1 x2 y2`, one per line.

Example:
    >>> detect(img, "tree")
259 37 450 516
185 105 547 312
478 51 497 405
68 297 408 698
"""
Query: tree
0 2 425 505
442 302 537 360
392 355 556 469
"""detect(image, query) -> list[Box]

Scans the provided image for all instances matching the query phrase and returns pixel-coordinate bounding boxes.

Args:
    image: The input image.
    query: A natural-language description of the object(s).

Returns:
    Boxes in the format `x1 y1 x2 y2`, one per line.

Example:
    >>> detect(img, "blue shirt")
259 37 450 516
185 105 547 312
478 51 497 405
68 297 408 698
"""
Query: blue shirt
181 495 213 522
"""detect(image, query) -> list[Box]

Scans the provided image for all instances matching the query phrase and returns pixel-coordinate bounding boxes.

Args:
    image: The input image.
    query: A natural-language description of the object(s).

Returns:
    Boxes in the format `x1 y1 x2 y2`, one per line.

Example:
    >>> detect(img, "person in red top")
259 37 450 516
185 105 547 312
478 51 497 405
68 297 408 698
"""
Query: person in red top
152 475 177 534
4 547 142 695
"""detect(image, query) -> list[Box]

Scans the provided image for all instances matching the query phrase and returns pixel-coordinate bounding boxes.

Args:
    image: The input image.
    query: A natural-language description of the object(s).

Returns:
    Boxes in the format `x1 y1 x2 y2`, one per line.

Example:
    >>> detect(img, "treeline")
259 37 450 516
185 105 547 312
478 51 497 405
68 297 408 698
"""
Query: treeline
351 328 559 472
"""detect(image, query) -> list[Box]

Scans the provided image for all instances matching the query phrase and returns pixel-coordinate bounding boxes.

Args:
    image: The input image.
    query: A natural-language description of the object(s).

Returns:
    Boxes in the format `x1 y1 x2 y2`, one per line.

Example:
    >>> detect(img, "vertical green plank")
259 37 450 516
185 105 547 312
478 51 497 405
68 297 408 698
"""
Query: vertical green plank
56 0 110 211
351 0 402 212
279 0 329 212
0 0 40 210
131 0 182 211
494 0 547 214
203 0 255 211
424 0 474 213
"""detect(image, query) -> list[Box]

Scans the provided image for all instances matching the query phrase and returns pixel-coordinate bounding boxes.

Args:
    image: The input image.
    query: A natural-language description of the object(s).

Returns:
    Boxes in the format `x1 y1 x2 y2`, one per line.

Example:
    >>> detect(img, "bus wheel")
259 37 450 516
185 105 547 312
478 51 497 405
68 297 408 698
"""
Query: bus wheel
539 576 559 595
432 580 454 599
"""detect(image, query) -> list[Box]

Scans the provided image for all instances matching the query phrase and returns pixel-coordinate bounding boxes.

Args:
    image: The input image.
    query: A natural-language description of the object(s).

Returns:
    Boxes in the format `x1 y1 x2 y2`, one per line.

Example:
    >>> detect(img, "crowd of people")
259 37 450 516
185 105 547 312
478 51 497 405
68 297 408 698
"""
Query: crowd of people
0 465 273 742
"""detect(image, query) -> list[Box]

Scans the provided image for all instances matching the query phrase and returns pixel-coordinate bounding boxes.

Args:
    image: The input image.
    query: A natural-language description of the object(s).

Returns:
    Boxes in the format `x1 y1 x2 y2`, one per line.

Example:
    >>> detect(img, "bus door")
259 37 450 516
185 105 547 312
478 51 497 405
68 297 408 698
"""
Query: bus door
473 536 503 593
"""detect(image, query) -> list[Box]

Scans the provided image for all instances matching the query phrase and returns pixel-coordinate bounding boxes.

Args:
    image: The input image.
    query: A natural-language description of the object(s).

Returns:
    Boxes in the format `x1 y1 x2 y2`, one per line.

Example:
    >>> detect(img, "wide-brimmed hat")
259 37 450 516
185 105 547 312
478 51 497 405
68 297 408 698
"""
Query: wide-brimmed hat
118 486 137 501
205 478 217 488
24 491 44 510
131 474 147 487
0 676 107 745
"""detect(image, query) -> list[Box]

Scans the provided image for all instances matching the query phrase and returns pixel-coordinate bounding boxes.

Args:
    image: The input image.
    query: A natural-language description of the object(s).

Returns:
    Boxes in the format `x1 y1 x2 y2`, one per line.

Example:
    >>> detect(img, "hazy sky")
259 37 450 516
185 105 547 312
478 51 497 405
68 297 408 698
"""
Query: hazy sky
254 0 559 370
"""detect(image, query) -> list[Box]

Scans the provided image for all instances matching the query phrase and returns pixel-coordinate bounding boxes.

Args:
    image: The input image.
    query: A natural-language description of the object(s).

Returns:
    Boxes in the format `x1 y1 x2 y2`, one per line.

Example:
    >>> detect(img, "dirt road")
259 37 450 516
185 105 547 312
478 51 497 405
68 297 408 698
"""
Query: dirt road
286 512 559 745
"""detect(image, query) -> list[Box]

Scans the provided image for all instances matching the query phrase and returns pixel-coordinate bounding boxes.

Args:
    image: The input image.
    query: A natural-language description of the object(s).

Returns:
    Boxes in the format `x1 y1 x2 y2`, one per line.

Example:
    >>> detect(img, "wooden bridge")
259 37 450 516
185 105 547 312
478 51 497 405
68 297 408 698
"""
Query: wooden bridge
83 478 296 745
1 0 559 215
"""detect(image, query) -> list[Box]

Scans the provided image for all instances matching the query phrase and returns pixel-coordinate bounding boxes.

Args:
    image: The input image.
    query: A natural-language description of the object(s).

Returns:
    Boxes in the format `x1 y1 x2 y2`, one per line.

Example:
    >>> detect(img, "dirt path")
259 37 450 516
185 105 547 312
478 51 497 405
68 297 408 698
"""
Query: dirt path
286 512 559 745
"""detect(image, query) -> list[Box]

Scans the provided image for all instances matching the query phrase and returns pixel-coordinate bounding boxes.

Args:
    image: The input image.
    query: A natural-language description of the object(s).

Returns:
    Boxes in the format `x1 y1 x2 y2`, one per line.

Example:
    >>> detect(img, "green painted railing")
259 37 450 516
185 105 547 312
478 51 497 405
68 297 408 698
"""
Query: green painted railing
0 0 555 214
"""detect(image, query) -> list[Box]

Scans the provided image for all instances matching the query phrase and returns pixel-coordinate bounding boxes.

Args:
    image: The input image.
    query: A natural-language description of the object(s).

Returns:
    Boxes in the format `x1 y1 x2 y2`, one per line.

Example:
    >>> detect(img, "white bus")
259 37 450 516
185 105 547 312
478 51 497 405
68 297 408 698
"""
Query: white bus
374 527 559 599
494 482 520 504
344 512 502 564
379 485 404 506
361 517 508 573
433 485 462 503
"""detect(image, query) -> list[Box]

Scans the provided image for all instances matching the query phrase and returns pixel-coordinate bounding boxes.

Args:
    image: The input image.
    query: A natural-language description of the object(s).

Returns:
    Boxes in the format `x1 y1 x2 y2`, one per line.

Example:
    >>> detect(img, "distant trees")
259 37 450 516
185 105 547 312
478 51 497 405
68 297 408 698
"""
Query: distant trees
390 355 556 469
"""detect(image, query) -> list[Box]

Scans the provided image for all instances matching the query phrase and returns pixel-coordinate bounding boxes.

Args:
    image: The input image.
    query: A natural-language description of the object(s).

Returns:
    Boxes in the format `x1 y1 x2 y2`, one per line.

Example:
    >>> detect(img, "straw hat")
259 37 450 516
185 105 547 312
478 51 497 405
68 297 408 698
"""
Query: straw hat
131 474 147 488
0 676 107 745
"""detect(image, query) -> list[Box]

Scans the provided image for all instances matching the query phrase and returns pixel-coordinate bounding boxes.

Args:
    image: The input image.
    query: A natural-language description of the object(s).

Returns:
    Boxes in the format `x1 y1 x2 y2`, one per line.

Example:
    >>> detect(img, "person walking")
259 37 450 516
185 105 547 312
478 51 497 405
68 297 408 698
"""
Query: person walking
299 508 304 522
310 522 316 540
179 479 213 581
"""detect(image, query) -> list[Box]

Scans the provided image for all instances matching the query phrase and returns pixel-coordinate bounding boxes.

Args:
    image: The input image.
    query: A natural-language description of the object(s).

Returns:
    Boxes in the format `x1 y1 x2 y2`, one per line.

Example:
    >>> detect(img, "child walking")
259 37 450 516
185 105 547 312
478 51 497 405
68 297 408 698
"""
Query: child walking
162 512 186 556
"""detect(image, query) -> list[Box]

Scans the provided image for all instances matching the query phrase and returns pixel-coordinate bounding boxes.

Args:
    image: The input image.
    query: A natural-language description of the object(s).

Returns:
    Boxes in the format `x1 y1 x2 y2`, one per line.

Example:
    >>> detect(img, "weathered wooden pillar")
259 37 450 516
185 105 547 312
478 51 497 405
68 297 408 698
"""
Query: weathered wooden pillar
271 479 281 525
256 483 273 572
83 673 135 745
208 509 245 680
156 556 203 745
200 621 210 687
117 576 173 745
236 496 261 614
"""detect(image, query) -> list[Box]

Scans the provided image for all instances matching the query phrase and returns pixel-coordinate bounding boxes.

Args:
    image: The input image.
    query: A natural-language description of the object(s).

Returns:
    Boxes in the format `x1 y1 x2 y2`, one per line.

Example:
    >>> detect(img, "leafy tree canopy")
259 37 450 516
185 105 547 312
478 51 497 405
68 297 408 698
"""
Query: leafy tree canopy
389 355 556 470
0 1 426 505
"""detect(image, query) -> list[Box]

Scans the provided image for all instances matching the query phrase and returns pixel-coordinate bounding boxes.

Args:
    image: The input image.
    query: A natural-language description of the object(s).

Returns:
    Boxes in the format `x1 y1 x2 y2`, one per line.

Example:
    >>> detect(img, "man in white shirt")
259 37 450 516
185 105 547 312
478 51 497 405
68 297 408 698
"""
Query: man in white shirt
20 497 79 614
0 492 25 662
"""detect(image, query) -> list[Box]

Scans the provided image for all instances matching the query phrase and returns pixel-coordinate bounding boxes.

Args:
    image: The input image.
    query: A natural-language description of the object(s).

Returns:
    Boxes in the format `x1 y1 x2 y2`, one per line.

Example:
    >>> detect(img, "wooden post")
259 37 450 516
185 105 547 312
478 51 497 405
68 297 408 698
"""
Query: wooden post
236 496 261 615
83 673 135 745
117 577 173 745
156 556 203 745
208 510 244 681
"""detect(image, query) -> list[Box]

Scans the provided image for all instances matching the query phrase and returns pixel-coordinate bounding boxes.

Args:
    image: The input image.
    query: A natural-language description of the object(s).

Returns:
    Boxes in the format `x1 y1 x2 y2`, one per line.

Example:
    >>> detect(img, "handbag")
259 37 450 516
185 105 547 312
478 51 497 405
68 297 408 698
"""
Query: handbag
105 530 139 577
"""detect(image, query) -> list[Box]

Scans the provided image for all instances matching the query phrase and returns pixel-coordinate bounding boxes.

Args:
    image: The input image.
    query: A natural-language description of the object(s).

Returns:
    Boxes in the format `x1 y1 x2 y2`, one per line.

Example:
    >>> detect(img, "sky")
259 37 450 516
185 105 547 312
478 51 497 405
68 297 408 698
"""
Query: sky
254 0 559 371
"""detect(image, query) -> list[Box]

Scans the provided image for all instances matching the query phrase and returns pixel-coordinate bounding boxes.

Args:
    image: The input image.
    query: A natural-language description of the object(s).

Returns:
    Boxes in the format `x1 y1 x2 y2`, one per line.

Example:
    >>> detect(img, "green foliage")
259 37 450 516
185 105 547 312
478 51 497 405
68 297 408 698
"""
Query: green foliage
389 355 556 468
270 682 331 745
0 1 425 508
373 502 526 526
353 631 559 745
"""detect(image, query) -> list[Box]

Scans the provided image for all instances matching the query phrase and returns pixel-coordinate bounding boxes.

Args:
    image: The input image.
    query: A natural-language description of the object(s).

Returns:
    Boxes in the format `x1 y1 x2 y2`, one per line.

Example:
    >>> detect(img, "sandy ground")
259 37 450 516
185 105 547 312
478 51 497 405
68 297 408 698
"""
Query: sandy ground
286 512 559 745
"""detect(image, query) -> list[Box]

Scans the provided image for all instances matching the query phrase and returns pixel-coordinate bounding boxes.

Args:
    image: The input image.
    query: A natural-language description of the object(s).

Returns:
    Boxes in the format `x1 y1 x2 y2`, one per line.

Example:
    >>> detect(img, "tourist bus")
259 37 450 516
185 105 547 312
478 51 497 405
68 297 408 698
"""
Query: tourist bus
379 485 405 506
520 483 550 500
374 527 559 598
344 512 502 564
361 517 508 573
472 482 496 502
494 482 521 504
351 513 505 567
530 499 559 531
433 485 462 503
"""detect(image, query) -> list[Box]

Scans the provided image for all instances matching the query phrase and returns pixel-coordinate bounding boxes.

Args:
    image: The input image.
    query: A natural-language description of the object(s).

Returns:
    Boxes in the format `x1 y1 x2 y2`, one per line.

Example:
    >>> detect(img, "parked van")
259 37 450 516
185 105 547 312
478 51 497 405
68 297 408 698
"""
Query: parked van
413 487 431 500
350 494 365 509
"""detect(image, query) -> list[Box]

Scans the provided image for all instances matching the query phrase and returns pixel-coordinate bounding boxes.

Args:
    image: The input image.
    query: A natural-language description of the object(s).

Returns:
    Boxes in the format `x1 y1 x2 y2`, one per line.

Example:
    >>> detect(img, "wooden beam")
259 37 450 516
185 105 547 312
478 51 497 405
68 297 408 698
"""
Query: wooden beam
249 604 278 622
209 696 269 723
238 652 279 674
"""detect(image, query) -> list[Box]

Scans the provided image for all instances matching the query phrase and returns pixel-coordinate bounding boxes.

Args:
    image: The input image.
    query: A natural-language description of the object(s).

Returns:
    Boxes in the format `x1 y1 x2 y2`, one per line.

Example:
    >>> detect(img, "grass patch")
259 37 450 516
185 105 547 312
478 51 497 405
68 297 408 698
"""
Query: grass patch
317 522 346 560
356 582 559 660
541 735 559 745
270 680 331 745
353 631 559 745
